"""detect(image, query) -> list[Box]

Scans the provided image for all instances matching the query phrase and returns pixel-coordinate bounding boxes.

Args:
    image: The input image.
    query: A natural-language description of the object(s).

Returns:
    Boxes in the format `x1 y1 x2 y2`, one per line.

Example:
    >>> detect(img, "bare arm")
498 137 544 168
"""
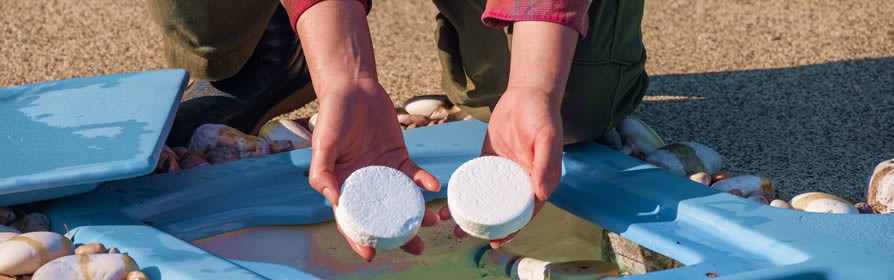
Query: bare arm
296 0 378 97
296 0 441 261
504 21 578 109
446 21 579 248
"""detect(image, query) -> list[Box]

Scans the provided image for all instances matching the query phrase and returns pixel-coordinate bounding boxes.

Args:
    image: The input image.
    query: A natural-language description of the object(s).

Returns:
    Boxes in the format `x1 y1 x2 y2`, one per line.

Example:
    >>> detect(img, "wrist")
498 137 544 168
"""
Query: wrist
502 87 563 112
316 78 387 104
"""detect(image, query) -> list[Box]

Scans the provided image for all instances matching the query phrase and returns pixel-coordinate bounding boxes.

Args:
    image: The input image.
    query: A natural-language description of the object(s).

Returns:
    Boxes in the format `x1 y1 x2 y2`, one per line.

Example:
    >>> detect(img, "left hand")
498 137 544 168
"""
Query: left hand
438 20 575 249
440 89 564 248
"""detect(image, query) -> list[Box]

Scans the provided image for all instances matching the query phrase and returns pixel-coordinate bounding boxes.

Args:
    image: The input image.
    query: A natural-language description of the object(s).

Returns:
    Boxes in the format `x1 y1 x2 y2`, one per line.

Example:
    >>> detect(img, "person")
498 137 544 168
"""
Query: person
149 0 647 261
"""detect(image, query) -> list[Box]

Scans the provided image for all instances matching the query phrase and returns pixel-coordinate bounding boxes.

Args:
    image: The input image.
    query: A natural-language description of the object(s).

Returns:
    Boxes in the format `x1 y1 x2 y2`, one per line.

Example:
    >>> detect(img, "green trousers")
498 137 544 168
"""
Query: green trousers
148 0 648 142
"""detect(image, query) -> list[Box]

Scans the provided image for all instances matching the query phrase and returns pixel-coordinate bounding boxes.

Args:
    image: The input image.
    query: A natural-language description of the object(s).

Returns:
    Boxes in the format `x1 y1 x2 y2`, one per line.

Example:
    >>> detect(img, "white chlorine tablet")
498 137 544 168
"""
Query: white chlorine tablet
448 156 535 239
335 166 425 250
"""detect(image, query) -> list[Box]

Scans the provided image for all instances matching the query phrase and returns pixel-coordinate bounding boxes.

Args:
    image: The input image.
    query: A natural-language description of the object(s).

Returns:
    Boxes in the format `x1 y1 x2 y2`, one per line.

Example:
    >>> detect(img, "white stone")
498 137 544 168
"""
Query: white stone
258 119 312 149
308 113 318 132
0 232 17 243
868 159 894 213
32 254 139 280
688 172 711 186
874 173 894 213
790 192 858 214
616 115 664 155
802 198 859 214
403 95 449 118
0 231 73 275
770 199 792 209
448 156 534 239
710 175 773 197
646 142 723 176
335 166 425 250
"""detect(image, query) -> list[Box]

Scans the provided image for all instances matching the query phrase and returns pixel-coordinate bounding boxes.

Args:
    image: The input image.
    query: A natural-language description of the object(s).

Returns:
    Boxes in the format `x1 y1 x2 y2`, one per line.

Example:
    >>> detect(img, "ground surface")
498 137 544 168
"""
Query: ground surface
1 0 892 201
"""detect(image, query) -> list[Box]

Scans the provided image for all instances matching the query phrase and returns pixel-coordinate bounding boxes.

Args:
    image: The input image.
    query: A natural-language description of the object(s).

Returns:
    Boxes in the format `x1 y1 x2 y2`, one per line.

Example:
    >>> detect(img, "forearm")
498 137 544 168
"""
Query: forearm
295 0 378 101
505 21 578 109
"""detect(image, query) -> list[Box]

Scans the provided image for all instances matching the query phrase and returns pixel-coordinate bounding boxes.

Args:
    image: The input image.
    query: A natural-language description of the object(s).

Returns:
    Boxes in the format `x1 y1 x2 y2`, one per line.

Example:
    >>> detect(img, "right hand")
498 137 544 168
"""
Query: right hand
308 79 442 261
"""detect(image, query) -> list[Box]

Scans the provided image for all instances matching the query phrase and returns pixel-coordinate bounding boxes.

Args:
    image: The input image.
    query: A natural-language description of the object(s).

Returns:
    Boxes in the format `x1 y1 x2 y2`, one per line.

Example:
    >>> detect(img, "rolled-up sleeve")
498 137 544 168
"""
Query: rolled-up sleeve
482 0 591 37
282 0 372 32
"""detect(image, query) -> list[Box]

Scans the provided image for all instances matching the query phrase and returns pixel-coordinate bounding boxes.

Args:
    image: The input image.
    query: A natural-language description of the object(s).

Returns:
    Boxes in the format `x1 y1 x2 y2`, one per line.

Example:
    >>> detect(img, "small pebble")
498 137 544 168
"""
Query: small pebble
397 114 431 127
258 119 312 150
770 199 792 209
268 140 294 154
688 172 711 186
153 146 181 174
14 213 49 233
74 242 107 255
728 189 744 197
127 271 150 280
206 146 241 164
711 172 730 182
854 202 874 214
0 208 15 226
179 150 210 169
171 146 189 158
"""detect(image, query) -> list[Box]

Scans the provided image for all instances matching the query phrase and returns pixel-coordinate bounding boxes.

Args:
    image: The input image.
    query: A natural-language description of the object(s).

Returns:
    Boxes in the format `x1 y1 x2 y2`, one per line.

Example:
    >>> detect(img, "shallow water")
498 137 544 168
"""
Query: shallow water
194 201 607 279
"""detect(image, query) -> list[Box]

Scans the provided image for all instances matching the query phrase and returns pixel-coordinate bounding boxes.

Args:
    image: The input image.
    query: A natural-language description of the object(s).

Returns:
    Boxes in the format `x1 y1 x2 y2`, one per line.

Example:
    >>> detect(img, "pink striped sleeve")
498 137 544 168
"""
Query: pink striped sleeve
482 0 591 37
282 0 371 33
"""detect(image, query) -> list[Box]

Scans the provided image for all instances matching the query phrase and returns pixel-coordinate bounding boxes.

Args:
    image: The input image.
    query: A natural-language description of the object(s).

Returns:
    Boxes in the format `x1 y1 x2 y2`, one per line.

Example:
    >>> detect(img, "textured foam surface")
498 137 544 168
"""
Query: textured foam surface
335 166 425 250
448 156 534 239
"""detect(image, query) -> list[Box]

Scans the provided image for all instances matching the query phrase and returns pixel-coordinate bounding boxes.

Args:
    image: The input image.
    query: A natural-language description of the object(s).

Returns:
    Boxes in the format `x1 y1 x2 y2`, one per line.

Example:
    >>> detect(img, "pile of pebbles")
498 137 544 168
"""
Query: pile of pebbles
604 115 893 214
153 95 894 215
0 207 149 279
153 95 472 173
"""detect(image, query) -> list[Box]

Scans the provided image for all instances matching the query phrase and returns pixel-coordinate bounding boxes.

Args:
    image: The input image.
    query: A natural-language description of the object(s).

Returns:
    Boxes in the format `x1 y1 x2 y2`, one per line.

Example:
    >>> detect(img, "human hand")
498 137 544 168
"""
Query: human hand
297 0 442 261
438 20 575 248
439 90 563 248
308 80 442 261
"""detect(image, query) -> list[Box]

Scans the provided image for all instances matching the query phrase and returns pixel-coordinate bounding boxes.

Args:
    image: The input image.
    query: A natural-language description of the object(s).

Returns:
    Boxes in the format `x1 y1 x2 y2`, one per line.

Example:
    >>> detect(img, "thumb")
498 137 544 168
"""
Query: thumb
398 159 441 192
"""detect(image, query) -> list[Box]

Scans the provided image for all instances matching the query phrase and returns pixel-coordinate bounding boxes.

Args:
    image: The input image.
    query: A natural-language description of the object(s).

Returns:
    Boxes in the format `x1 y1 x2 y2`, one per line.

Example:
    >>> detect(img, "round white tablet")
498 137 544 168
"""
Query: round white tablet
335 166 425 250
448 156 535 239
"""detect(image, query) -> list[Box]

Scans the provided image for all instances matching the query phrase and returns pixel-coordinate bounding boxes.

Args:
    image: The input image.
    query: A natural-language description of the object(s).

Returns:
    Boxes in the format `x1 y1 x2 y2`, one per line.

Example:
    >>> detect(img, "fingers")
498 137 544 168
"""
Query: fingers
480 132 498 156
453 225 469 239
310 141 341 206
438 205 451 220
398 159 441 192
489 231 519 249
421 209 440 227
400 235 425 255
531 129 562 202
336 222 376 261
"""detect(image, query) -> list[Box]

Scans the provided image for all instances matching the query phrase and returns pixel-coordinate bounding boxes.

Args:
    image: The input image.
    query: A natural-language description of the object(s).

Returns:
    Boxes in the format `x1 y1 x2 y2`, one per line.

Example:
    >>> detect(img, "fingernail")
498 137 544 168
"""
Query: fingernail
322 188 337 206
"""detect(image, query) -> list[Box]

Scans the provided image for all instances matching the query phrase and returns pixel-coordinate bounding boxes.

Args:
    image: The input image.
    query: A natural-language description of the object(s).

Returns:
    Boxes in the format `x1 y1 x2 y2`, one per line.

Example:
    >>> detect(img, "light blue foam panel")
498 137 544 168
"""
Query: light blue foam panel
0 70 187 206
42 120 894 279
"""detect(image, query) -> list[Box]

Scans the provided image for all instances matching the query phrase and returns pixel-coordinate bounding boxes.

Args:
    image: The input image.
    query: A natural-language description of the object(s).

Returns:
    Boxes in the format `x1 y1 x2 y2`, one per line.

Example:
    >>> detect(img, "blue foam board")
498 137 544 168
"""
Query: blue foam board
0 69 187 206
41 120 894 279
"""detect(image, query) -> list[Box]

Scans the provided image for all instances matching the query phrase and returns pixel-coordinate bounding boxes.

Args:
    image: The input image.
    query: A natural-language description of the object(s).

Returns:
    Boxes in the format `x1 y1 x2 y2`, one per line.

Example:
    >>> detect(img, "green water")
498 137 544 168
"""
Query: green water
341 250 510 280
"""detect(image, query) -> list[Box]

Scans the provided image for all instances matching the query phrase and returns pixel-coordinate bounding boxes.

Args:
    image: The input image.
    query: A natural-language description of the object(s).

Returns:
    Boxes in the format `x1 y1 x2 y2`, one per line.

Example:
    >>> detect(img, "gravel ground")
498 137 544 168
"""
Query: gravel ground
1 0 892 201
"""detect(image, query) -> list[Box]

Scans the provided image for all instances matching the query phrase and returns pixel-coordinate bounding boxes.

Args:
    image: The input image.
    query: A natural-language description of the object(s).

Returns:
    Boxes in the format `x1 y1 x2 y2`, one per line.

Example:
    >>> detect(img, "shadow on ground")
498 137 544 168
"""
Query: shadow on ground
636 57 894 201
